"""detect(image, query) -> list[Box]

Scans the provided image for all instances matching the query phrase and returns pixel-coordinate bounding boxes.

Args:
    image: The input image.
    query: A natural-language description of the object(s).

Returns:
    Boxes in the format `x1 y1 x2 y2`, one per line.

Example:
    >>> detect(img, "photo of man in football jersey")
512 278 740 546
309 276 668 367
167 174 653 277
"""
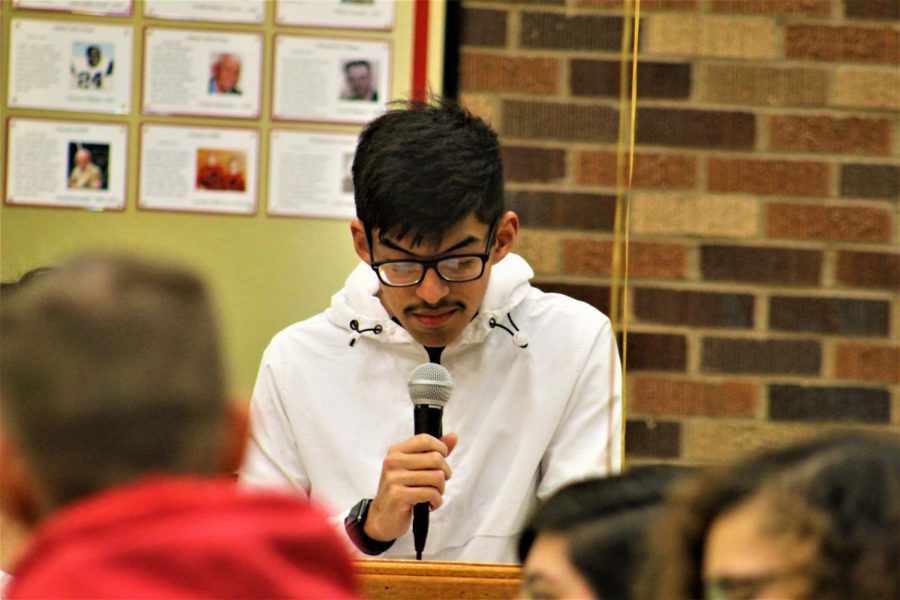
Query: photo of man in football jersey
71 44 114 90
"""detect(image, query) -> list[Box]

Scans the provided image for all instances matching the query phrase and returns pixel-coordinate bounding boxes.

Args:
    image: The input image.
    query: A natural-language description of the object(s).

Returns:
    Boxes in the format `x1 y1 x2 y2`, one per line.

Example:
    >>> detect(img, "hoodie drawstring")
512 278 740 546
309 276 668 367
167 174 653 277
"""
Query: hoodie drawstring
489 314 529 348
348 320 383 347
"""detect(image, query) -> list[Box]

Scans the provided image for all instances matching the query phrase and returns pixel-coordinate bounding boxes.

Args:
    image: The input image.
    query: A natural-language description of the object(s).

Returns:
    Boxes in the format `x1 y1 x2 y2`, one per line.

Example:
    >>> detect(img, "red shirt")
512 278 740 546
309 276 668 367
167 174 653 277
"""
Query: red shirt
7 477 359 599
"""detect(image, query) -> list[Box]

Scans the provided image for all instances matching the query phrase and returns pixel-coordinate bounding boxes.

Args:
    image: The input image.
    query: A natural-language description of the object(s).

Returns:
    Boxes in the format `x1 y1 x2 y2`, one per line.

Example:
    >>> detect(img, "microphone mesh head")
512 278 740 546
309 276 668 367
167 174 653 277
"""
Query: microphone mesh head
408 363 453 407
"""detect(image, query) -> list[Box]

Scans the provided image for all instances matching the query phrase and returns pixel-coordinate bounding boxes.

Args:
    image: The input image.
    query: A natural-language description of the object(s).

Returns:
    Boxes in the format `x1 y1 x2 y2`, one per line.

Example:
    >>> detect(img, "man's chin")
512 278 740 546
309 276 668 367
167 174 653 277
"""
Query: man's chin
405 320 462 348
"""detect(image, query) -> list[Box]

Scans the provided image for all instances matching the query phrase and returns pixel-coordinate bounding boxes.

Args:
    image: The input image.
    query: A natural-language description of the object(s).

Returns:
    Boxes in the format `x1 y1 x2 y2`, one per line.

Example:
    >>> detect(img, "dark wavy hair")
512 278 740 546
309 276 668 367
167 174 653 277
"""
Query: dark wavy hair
352 97 504 247
637 432 900 600
519 465 691 600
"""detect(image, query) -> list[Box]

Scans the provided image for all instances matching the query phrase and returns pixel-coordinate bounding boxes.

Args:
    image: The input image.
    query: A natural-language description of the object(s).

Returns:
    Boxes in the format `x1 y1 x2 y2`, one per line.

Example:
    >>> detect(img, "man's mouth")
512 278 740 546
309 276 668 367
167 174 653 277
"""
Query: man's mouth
408 305 462 328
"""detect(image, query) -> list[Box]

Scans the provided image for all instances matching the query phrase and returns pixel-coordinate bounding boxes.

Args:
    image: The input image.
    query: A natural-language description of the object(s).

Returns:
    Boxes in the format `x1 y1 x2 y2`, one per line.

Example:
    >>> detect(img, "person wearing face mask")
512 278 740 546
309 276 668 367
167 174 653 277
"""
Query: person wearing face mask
239 98 623 563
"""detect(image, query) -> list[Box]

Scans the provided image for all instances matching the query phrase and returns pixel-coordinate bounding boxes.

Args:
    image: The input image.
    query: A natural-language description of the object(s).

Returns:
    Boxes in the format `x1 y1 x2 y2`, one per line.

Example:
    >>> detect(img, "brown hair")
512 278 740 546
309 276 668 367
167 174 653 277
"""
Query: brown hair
637 432 900 600
0 253 227 514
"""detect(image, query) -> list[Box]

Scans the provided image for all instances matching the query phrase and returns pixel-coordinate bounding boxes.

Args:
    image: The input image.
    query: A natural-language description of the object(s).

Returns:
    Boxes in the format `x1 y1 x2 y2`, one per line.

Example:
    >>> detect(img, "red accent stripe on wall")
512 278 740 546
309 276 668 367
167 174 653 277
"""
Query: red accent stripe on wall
412 0 430 101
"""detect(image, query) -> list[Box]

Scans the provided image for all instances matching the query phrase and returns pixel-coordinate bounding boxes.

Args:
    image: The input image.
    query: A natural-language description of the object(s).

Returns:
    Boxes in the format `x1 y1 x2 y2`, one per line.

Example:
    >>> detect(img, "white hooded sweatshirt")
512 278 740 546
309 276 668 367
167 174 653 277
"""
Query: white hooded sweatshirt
240 253 622 563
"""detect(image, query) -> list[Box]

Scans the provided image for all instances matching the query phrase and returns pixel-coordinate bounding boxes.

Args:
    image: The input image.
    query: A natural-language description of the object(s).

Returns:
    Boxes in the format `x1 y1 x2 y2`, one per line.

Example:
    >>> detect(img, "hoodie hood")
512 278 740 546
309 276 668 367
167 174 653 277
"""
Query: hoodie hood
7 477 358 599
326 253 534 348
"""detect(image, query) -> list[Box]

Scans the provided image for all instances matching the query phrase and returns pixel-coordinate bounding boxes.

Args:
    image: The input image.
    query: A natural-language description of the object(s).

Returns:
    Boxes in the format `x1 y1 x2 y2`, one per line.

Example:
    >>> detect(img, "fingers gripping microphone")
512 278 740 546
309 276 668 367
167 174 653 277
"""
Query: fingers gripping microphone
408 363 453 561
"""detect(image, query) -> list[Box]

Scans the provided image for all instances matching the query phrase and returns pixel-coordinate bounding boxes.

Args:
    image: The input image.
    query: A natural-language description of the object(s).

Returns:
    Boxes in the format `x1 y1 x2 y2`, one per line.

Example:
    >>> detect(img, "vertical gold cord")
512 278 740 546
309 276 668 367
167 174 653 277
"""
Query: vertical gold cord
610 0 640 468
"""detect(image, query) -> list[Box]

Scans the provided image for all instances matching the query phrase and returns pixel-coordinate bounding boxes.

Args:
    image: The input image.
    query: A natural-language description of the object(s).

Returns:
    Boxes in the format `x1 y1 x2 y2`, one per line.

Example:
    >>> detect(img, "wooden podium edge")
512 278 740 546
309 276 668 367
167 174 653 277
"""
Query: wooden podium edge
356 560 522 600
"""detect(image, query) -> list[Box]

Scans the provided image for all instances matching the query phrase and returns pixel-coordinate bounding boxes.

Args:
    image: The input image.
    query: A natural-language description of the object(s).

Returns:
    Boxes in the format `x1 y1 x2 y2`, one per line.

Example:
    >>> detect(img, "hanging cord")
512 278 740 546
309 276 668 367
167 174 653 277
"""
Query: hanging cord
348 319 383 347
488 314 529 348
610 0 640 471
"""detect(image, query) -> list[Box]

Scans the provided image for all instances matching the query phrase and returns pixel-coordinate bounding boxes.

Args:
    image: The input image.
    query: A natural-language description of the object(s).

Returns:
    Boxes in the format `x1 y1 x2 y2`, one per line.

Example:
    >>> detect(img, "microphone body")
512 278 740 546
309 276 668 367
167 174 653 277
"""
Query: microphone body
407 363 453 561
413 404 442 560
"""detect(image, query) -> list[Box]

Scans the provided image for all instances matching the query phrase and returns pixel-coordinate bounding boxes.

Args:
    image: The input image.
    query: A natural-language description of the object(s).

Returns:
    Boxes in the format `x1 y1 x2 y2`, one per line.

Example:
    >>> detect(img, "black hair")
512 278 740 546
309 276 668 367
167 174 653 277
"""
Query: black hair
352 97 504 247
569 506 662 600
637 431 900 600
344 60 371 72
518 464 690 562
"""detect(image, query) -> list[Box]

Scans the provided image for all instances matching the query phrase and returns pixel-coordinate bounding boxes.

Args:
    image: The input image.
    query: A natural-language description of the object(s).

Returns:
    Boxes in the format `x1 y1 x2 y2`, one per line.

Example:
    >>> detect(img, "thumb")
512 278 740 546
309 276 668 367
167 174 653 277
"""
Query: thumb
442 432 459 456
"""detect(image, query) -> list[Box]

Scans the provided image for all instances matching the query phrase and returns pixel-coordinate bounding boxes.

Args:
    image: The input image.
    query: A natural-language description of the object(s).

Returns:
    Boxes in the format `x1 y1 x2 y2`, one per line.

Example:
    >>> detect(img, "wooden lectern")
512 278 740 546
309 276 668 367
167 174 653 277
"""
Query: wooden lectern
357 560 522 600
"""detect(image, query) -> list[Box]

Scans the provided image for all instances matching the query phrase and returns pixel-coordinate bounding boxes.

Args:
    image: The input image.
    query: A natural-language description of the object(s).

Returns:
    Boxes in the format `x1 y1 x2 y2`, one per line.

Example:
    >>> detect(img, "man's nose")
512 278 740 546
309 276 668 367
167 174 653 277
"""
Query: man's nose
416 267 449 304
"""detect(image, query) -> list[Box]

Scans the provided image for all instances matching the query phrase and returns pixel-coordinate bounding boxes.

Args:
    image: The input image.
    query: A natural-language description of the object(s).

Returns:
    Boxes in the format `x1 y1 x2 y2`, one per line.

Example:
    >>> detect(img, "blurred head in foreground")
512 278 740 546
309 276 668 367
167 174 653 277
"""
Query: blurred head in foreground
1 254 230 522
638 432 900 600
518 465 690 600
0 253 358 599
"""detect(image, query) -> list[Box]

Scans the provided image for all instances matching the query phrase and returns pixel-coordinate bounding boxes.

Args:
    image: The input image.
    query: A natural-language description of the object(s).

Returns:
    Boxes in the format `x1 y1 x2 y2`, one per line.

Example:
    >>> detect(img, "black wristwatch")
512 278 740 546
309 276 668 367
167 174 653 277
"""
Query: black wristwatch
344 498 395 555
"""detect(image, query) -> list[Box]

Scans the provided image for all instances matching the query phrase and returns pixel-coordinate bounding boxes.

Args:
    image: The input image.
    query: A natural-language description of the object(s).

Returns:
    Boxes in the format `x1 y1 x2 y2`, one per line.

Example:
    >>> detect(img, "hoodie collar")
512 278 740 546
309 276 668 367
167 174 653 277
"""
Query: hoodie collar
326 253 534 348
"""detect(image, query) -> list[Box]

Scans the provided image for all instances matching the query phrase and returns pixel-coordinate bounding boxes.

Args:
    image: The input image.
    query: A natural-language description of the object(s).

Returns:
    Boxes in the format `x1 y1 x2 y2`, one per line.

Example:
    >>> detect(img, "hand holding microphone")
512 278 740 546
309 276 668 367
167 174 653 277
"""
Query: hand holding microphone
363 364 455 559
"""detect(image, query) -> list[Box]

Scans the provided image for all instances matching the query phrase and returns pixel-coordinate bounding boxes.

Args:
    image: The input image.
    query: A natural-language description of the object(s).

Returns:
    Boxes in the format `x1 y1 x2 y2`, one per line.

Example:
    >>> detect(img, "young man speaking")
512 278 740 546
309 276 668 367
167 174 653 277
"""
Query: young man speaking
240 99 622 563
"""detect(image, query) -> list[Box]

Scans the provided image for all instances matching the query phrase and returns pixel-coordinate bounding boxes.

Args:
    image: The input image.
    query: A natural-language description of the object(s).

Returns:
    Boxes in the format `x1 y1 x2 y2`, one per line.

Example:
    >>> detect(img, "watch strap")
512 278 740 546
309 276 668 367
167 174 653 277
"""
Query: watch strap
344 498 395 556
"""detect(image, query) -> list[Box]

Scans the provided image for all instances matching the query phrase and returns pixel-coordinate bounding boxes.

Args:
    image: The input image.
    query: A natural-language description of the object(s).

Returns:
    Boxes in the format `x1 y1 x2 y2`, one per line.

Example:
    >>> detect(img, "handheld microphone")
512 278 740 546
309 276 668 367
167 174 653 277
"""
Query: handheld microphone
407 362 453 561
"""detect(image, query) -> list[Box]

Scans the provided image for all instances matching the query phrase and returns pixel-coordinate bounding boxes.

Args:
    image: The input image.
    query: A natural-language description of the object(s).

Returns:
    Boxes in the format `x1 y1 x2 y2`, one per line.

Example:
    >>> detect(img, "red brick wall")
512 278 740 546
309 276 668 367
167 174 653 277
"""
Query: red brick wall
457 0 899 464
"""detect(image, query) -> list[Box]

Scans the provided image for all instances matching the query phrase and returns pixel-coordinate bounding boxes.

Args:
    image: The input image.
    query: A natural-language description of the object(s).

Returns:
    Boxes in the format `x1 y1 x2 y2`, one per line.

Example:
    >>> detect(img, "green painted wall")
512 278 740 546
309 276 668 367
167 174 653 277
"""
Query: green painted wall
0 206 357 397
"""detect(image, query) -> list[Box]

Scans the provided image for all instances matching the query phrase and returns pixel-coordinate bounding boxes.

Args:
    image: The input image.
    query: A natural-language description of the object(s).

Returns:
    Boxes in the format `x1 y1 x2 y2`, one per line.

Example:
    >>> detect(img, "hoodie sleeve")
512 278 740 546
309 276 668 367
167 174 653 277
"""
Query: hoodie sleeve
239 345 310 495
537 313 623 500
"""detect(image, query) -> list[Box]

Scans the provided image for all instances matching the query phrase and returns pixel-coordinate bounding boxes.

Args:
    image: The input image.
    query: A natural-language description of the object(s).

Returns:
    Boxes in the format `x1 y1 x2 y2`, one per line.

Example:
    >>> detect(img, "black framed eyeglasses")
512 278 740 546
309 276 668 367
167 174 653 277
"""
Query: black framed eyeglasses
369 221 498 288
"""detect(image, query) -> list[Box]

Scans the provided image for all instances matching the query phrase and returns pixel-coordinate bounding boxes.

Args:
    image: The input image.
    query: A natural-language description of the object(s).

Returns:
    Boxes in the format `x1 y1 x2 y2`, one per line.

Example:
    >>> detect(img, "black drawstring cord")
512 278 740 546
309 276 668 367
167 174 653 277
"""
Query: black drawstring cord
488 314 529 348
349 320 383 346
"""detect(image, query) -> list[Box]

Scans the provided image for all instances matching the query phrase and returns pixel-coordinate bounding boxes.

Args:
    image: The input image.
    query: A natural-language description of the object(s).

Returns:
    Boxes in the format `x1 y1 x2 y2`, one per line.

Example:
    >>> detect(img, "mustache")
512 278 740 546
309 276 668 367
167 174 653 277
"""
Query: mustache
404 301 466 315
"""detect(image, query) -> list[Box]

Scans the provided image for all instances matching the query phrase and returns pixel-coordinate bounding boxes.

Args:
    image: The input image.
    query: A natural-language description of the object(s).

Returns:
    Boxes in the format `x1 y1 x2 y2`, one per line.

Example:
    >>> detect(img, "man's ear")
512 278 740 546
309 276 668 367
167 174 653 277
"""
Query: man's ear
491 211 520 264
350 219 372 264
0 434 40 527
221 401 250 475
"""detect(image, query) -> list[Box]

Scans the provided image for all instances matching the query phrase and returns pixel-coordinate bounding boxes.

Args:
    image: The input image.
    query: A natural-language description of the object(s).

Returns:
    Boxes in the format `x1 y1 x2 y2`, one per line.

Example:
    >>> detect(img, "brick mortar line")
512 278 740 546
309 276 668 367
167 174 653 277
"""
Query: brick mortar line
531 272 897 290
622 322 896 339
507 170 900 191
471 6 896 27
891 302 900 342
496 93 624 106
463 2 887 23
753 375 768 419
755 289 770 333
524 93 900 117
892 119 900 155
470 86 898 117
821 245 838 288
560 236 896 256
756 107 769 152
686 328 702 373
642 14 900 27
609 280 848 295
559 48 572 99
507 4 522 52
627 53 896 67
650 287 898 302
460 49 896 76
827 149 845 195
626 370 898 386
685 239 700 280
554 249 895 273
631 416 895 430
500 139 900 166
552 228 898 250
821 336 836 378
